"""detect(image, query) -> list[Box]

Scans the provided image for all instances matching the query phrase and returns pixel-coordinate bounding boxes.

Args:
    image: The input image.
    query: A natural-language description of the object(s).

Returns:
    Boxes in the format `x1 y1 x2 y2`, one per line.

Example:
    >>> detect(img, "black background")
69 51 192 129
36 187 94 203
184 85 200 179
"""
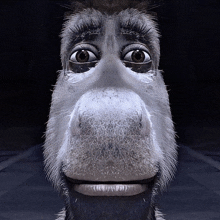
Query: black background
0 0 219 150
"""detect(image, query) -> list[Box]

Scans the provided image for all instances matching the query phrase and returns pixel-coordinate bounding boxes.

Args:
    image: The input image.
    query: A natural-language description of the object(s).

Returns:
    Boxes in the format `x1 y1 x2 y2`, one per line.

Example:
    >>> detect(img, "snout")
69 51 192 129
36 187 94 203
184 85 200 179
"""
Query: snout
71 110 150 138
62 89 159 187
70 89 150 138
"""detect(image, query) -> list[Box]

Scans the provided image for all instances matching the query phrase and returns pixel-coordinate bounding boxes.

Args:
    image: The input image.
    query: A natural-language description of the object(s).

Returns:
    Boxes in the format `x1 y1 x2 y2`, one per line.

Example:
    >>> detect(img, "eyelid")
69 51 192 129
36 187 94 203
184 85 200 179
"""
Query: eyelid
123 51 151 63
70 43 100 58
70 50 97 62
121 43 150 58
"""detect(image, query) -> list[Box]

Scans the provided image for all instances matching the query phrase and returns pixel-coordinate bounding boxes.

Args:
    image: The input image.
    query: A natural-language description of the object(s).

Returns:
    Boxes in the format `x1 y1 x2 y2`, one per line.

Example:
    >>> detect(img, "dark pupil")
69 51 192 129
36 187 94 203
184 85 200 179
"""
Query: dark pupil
132 50 145 62
76 50 89 62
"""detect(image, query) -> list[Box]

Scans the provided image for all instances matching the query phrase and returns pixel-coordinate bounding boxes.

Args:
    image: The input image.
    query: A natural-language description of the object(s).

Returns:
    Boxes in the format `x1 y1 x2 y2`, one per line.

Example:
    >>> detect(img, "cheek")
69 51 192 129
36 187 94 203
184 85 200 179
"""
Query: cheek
121 67 157 88
64 67 96 83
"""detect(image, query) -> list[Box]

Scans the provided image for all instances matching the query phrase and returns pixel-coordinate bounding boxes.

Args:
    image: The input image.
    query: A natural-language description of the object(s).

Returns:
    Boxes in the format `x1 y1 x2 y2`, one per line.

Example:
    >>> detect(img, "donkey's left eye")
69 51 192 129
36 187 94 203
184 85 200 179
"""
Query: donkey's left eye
121 46 152 73
70 50 97 63
124 50 151 63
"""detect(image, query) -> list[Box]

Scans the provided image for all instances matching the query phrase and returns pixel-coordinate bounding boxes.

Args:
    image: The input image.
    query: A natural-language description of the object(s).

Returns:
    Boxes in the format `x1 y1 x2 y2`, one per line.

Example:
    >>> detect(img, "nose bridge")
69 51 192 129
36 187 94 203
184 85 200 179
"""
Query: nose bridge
96 56 124 88
105 35 117 54
103 18 118 54
94 18 125 88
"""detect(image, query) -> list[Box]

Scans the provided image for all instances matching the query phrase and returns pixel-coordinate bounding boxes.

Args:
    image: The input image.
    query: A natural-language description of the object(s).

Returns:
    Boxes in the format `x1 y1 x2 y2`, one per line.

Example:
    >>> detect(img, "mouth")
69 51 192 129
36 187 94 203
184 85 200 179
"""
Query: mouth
65 176 156 196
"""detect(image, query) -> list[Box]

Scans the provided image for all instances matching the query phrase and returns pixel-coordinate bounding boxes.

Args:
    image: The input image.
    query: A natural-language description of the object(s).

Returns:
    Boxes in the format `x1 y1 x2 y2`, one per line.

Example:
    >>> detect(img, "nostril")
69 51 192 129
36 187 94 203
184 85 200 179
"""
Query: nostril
139 117 143 128
71 115 82 136
139 122 142 128
75 117 93 135
139 114 143 128
78 116 82 128
139 114 150 137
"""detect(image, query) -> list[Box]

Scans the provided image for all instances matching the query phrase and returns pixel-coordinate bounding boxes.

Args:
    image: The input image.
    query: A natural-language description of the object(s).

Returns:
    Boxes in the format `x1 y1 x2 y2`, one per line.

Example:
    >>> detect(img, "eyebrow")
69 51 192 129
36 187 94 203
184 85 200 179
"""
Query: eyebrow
68 20 103 46
119 19 152 44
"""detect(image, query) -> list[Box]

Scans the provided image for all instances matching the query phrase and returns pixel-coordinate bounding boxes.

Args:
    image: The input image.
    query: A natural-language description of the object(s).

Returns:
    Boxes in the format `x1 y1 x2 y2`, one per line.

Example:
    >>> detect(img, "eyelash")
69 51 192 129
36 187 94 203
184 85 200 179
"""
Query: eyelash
68 46 152 73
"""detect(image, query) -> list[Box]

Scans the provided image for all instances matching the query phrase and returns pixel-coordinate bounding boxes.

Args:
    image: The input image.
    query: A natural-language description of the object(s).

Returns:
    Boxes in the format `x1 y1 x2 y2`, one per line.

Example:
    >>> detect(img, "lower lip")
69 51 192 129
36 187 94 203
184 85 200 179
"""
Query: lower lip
74 184 147 196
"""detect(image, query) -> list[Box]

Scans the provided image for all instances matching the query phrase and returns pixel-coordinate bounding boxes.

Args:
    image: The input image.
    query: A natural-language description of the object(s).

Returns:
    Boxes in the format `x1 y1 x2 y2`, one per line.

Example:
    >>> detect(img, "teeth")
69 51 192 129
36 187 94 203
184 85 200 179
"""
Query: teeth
74 184 147 196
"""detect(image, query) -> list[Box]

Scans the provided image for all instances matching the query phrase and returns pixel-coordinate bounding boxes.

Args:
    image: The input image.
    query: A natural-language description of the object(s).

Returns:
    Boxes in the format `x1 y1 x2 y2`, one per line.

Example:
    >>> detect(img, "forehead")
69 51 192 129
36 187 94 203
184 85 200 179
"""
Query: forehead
60 8 160 67
61 8 157 44
64 8 150 25
67 8 153 25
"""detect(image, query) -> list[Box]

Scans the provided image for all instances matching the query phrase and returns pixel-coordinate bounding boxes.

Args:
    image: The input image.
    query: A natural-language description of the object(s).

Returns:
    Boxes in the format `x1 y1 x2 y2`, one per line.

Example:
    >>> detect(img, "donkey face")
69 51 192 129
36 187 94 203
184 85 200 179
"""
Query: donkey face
44 3 177 220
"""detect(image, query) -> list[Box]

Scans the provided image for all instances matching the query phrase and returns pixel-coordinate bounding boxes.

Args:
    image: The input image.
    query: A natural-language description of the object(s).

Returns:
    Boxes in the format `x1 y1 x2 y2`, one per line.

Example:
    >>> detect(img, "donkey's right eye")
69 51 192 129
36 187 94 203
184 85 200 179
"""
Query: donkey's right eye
68 49 98 73
70 50 98 63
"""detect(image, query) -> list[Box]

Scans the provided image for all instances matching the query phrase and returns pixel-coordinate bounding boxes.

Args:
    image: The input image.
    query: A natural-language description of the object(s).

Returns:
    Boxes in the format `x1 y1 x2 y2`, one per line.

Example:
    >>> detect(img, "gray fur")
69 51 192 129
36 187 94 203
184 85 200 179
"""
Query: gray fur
44 6 177 220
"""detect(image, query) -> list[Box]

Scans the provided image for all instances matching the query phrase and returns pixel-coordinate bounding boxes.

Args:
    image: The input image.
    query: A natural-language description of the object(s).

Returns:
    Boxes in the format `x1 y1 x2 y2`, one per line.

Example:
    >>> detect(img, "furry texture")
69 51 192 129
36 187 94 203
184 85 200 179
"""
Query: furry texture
44 2 177 220
67 0 154 14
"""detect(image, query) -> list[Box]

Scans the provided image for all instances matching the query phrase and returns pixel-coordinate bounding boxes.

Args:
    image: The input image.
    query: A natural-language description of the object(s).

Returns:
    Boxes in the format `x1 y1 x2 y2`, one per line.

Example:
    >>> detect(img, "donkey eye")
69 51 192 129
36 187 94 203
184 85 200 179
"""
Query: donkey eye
122 46 152 73
69 49 99 73
124 50 151 63
70 50 97 63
